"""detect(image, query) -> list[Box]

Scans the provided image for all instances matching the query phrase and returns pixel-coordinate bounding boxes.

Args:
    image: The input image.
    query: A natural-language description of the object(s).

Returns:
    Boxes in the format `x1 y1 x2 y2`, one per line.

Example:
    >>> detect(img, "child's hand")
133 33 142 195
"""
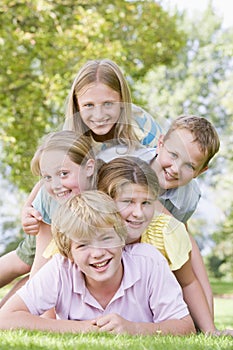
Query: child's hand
213 328 233 337
92 313 137 335
21 206 42 235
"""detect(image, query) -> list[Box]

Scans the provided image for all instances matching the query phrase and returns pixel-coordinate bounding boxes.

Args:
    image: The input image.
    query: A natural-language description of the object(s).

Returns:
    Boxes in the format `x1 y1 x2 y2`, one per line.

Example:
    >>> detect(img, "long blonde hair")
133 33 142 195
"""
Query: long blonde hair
64 59 139 146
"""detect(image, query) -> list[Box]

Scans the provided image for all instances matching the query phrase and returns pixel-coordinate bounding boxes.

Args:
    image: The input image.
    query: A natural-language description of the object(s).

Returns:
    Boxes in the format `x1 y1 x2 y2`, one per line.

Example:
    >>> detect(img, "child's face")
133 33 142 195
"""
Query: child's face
70 228 123 286
114 184 156 244
151 129 208 190
40 149 94 202
78 83 122 140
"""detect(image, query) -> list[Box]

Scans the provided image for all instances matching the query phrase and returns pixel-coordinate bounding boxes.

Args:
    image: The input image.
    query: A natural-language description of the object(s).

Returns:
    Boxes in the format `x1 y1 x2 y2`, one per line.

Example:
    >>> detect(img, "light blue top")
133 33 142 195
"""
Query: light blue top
32 187 57 225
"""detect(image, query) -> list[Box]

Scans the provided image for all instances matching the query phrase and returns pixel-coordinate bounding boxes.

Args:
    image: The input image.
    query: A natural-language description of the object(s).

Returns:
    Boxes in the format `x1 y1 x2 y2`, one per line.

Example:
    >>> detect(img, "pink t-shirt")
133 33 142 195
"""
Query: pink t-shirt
17 243 189 322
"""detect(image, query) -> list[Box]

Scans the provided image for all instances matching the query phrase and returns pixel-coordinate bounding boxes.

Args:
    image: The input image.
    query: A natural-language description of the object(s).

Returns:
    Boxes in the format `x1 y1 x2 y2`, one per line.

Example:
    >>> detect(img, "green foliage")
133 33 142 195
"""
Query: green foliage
208 255 225 278
0 0 185 192
208 204 233 280
135 3 233 132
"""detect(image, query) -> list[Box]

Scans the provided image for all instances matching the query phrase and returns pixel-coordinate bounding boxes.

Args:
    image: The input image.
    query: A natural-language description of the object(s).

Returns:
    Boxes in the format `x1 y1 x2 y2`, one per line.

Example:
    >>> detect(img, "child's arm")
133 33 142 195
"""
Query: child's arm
0 294 98 333
29 221 53 277
92 313 195 335
188 233 214 318
22 181 43 235
173 256 216 333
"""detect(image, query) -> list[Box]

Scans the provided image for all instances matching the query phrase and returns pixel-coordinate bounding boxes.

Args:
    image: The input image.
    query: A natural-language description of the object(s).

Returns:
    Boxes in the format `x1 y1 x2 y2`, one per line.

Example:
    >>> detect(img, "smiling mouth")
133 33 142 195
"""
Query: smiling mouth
126 220 144 227
55 190 71 198
91 259 111 269
164 169 178 181
91 119 111 126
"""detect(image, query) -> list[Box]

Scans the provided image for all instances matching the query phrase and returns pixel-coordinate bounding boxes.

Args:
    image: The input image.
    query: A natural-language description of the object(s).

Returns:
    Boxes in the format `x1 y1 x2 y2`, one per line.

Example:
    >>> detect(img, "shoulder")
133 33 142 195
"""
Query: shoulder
97 145 156 163
124 243 166 264
159 180 201 222
131 104 162 147
163 180 201 201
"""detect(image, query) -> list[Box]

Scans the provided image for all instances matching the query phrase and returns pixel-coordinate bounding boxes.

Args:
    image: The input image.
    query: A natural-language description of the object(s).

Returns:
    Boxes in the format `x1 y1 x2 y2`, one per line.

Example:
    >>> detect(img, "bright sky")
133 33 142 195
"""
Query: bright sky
164 0 232 28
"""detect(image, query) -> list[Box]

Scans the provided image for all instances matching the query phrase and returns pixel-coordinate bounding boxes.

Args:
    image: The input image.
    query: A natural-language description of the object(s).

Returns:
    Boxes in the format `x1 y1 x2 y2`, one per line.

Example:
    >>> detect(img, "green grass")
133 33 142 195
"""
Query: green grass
211 279 233 296
0 331 232 350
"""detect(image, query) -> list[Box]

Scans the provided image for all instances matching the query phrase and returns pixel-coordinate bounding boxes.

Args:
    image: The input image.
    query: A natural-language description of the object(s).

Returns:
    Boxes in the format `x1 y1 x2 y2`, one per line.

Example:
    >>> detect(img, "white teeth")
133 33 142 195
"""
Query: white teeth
56 191 70 197
93 261 108 268
128 221 143 226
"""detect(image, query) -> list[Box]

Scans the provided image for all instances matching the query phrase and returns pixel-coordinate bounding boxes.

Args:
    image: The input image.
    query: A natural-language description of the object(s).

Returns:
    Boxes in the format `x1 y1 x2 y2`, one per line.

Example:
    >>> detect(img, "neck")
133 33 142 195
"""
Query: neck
85 264 123 309
91 125 116 142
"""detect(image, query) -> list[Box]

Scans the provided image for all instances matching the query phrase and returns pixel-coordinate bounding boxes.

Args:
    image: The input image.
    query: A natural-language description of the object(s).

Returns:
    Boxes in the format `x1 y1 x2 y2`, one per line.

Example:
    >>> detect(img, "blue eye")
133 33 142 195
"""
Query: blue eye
104 101 113 107
185 163 195 171
169 152 178 159
83 103 94 109
42 175 51 182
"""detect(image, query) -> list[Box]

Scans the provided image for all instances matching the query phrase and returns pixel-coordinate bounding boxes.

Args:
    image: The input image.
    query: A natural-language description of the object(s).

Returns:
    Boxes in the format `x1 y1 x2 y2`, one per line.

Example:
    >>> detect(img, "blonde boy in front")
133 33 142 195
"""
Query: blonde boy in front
0 191 195 335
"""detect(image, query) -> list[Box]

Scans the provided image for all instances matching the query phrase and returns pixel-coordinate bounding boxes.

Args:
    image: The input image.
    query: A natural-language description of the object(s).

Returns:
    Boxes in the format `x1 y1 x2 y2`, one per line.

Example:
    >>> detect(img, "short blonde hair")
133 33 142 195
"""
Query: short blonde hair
31 130 94 176
64 59 139 146
97 157 159 200
164 115 220 168
51 190 127 259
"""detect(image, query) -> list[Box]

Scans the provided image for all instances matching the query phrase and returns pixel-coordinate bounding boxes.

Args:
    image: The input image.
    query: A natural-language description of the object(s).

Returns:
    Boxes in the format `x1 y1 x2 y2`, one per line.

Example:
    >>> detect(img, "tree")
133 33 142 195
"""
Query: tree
208 205 233 279
0 0 185 192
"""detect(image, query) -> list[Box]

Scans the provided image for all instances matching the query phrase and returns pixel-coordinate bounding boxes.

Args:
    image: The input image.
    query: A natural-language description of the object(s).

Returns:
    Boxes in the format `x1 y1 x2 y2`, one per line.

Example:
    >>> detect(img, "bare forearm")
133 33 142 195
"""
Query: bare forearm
95 314 195 336
132 316 195 336
23 181 42 208
182 279 216 333
189 235 214 317
0 310 97 333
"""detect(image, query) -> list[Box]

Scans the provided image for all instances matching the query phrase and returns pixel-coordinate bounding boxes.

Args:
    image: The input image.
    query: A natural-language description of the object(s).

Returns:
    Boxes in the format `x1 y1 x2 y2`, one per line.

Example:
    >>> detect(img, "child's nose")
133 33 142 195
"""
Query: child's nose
51 178 62 190
94 105 103 119
132 204 143 217
170 159 180 174
90 247 106 258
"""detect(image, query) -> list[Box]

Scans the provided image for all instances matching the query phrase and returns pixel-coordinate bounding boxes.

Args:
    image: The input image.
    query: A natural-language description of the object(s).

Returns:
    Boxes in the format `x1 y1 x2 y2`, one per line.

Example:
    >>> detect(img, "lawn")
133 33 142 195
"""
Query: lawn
0 279 232 349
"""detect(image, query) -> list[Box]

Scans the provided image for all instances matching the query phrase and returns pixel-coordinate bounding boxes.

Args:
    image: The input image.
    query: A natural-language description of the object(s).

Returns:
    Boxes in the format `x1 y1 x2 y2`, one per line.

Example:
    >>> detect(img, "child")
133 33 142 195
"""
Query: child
63 58 161 148
0 130 95 295
0 191 195 335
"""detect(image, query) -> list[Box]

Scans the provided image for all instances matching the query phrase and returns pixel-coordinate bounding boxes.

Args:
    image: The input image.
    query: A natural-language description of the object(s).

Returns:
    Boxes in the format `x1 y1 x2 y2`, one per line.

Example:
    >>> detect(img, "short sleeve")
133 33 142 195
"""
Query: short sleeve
132 104 162 147
162 216 192 270
141 214 192 271
32 186 58 225
159 180 201 223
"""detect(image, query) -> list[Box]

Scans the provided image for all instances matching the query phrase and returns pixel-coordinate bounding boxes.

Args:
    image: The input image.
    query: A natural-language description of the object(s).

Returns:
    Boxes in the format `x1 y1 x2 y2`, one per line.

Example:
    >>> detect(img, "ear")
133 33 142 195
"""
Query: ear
157 134 164 152
85 159 95 177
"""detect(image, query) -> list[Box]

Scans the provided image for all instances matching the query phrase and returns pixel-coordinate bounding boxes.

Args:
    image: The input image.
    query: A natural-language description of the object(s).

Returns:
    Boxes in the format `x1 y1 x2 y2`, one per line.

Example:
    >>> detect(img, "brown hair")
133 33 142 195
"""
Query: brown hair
97 157 159 200
164 115 220 168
